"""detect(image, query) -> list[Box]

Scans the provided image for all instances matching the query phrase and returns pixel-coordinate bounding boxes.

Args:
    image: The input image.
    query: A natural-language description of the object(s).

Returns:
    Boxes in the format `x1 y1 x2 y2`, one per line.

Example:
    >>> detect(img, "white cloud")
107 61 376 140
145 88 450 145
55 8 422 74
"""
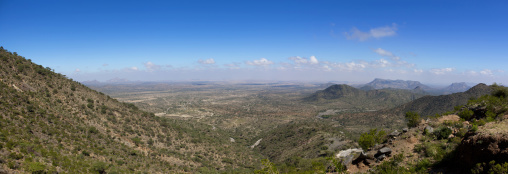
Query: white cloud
373 48 413 68
467 70 478 76
414 69 423 73
374 48 394 57
344 23 397 41
326 61 368 72
246 58 273 66
144 61 161 72
373 59 391 67
373 48 401 61
480 69 493 76
429 68 454 75
344 27 370 41
288 56 319 65
309 56 319 64
198 58 216 65
288 56 308 64
130 67 139 71
370 24 398 38
322 65 332 71
224 62 241 69
75 68 80 73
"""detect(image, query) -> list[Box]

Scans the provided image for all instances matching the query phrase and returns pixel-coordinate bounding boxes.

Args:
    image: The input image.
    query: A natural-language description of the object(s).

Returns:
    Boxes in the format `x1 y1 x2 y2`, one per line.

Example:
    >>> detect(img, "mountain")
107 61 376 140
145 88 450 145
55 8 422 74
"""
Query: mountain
325 83 493 136
0 47 261 173
307 84 363 100
363 78 432 91
304 84 426 110
389 83 491 117
441 82 471 94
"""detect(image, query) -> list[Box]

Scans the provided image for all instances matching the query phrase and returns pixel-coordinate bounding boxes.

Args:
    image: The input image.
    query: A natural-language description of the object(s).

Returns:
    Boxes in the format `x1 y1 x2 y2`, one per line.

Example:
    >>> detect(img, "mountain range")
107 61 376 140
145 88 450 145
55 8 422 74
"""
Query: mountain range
353 78 472 95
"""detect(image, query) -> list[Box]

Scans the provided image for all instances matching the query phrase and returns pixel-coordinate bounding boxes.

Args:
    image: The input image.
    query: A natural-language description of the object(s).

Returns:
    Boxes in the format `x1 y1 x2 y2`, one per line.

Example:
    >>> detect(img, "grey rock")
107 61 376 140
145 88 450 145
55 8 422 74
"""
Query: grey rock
376 154 386 161
366 151 376 160
336 148 364 167
403 128 408 132
378 147 392 155
389 130 401 137
425 126 434 133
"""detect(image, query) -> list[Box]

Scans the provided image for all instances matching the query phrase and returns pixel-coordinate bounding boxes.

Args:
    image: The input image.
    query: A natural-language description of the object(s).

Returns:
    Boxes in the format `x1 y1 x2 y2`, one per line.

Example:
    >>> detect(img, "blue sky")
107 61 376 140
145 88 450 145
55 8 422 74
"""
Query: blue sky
1 0 507 85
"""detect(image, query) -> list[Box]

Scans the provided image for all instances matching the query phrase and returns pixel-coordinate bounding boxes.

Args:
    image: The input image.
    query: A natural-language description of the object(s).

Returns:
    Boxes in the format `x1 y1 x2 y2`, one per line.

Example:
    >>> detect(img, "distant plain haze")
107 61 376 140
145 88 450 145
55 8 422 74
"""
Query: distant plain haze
1 0 507 85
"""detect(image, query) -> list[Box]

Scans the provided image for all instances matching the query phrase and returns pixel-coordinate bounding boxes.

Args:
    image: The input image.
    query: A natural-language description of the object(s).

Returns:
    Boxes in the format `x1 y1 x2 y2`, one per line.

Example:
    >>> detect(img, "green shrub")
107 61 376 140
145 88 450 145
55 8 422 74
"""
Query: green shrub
88 127 99 134
416 142 446 161
458 109 474 120
25 161 46 174
92 161 108 174
405 111 420 128
372 154 407 173
358 128 386 150
471 124 479 132
472 160 508 174
492 83 508 98
255 159 279 174
410 158 431 173
434 127 452 140
131 137 143 146
82 150 90 156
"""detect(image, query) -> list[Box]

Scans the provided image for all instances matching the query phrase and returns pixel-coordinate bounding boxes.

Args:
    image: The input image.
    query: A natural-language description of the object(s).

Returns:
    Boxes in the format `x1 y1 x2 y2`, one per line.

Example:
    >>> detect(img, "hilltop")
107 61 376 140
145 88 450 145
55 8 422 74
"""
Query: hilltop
442 82 471 94
358 78 472 95
305 84 425 110
388 83 492 117
362 78 432 91
0 47 262 173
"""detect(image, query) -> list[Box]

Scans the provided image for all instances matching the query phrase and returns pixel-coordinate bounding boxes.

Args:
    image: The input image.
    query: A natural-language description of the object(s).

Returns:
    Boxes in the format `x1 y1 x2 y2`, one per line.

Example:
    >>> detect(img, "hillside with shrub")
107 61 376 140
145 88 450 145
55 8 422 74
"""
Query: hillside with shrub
0 47 263 173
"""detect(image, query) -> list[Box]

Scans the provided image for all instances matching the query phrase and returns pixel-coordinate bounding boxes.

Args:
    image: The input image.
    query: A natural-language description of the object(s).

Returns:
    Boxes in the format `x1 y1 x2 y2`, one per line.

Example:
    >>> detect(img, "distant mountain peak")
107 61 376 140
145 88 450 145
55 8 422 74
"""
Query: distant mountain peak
440 82 471 94
365 78 431 90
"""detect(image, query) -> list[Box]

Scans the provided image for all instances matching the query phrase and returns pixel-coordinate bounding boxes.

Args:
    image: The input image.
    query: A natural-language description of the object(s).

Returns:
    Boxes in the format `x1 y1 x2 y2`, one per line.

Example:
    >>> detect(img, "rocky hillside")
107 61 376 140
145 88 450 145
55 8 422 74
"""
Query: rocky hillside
0 47 262 173
305 84 426 111
334 84 508 173
388 83 492 117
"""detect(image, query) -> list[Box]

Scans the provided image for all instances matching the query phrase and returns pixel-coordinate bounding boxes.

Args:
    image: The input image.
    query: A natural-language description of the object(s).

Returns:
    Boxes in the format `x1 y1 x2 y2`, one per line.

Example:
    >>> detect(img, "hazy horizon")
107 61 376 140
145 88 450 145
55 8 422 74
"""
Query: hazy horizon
1 1 507 85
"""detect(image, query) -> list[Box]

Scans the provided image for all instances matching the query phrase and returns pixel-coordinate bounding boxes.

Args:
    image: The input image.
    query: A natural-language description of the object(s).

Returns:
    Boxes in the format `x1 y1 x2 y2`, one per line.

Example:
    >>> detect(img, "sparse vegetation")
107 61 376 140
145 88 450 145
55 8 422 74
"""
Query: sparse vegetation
358 128 387 150
2 46 507 173
405 111 420 128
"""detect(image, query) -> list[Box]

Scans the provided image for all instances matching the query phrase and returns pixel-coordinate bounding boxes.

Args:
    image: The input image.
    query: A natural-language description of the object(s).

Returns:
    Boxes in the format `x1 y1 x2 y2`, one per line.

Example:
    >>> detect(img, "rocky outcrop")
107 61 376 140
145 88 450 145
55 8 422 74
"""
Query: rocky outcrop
336 148 364 167
455 123 508 167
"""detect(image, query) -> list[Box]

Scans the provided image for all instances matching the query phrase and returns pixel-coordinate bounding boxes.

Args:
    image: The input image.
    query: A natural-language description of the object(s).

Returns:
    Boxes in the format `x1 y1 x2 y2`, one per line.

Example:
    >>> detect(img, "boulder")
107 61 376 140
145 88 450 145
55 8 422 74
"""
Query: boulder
403 128 409 132
389 130 401 137
425 126 434 133
376 154 386 161
336 148 364 167
378 147 392 155
366 151 376 160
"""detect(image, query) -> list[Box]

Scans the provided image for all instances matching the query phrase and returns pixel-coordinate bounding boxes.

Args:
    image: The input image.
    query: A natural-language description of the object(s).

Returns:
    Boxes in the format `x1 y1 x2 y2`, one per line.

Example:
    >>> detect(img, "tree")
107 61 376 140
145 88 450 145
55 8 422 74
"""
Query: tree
92 161 108 174
358 128 387 150
255 159 279 174
405 111 420 128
